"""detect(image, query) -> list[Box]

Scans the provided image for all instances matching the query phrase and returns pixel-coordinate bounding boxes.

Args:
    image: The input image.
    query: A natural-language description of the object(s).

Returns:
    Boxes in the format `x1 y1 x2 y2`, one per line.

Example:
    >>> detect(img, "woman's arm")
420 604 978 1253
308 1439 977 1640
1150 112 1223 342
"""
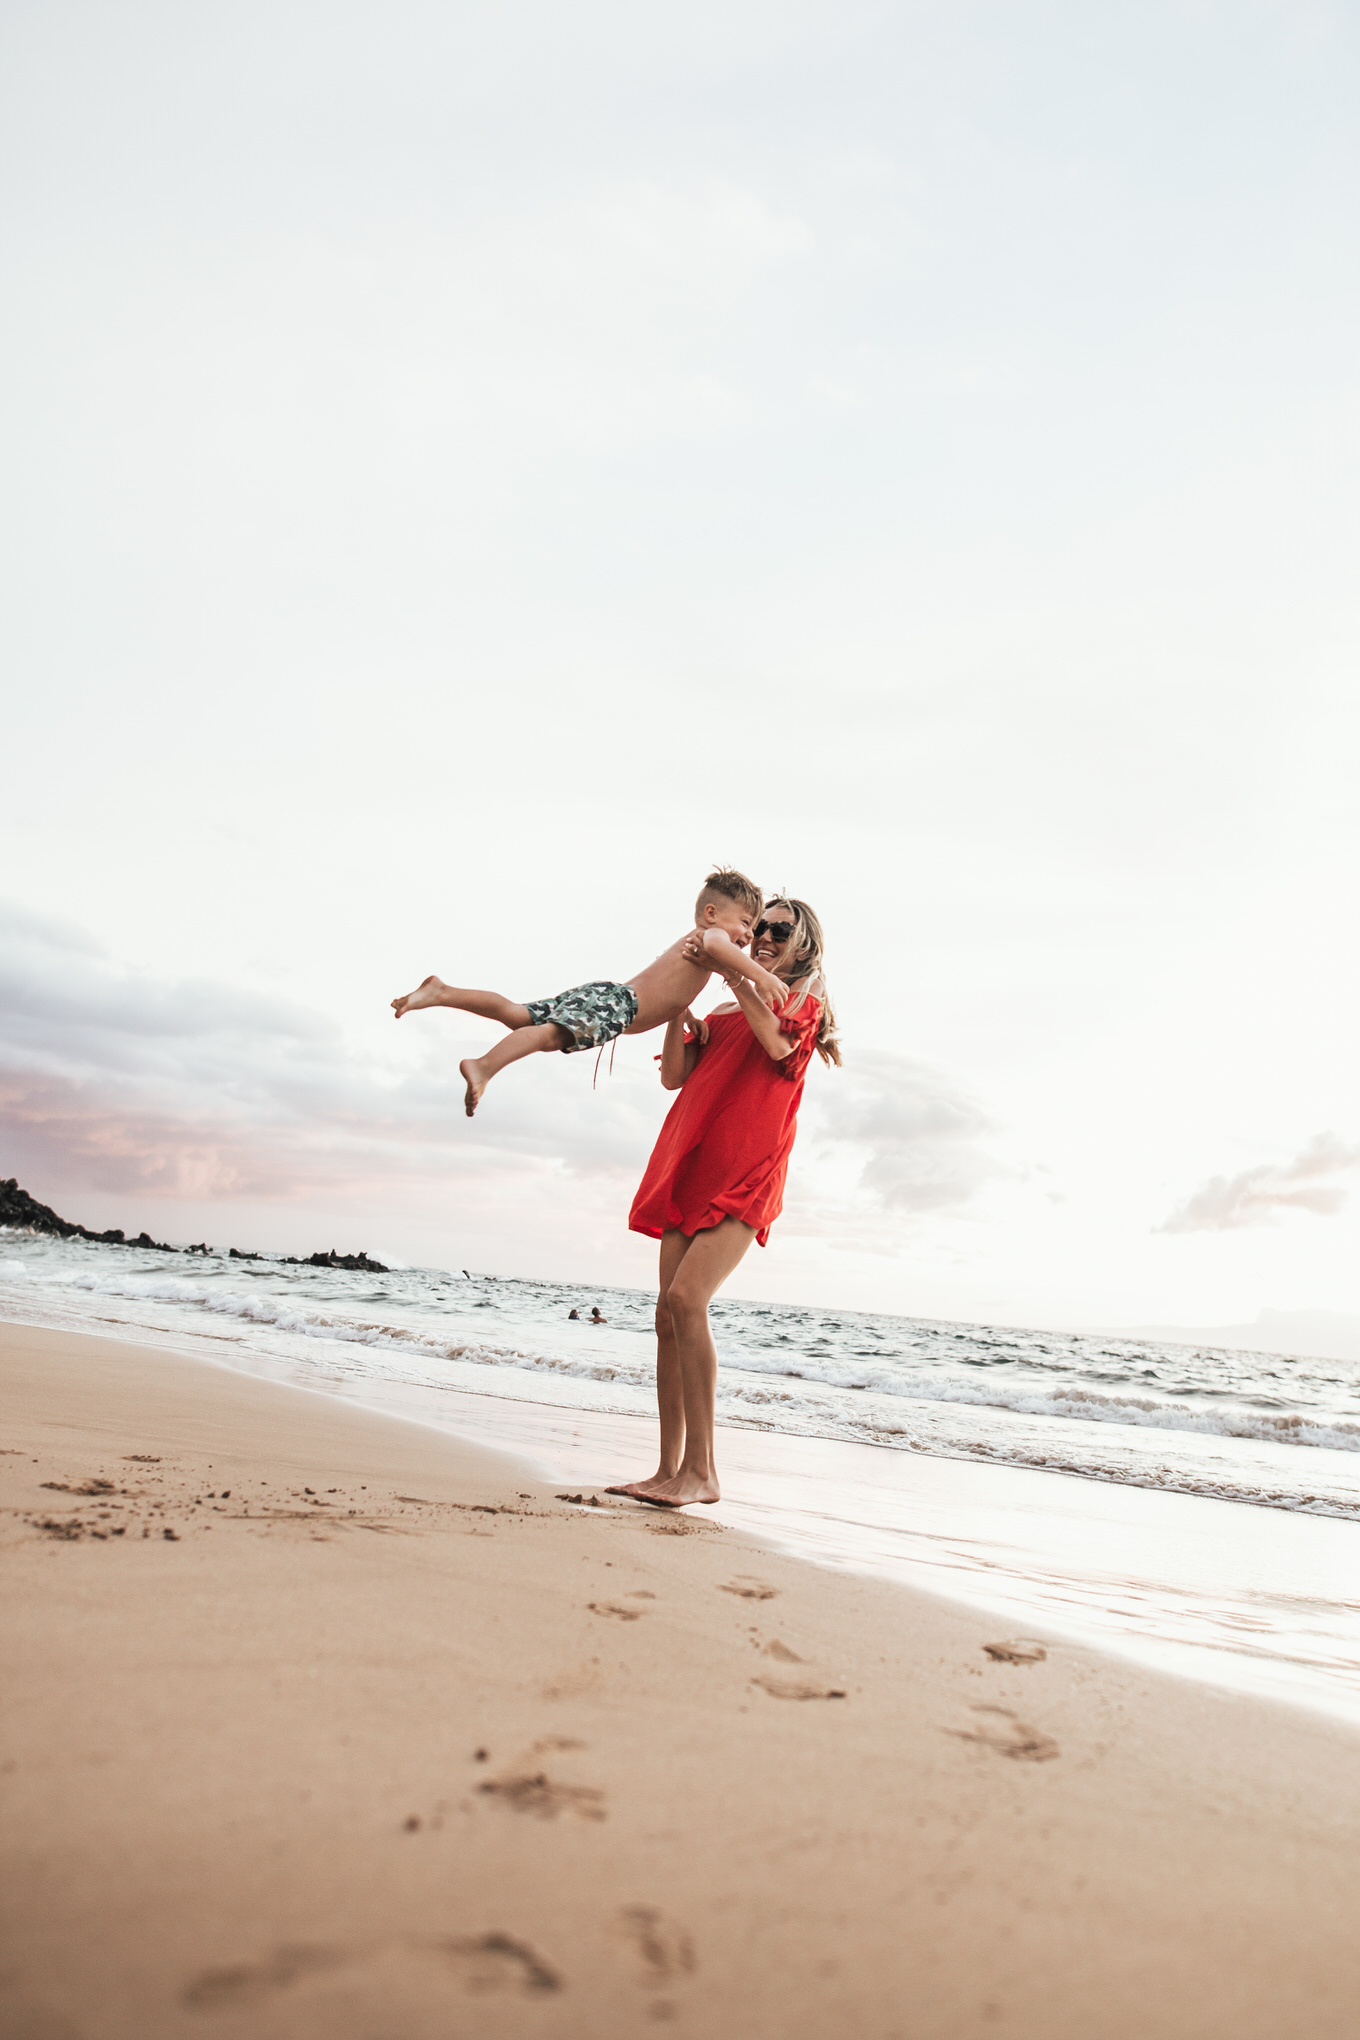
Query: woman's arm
700 929 785 1009
725 974 795 1060
659 1010 707 1090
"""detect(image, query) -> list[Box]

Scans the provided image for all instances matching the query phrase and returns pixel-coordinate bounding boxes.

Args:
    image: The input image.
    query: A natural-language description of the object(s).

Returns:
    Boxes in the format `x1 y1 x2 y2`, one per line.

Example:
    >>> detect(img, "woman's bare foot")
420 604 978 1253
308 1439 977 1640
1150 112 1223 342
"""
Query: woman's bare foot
392 975 448 1018
603 1471 678 1496
459 1058 488 1117
633 1471 720 1509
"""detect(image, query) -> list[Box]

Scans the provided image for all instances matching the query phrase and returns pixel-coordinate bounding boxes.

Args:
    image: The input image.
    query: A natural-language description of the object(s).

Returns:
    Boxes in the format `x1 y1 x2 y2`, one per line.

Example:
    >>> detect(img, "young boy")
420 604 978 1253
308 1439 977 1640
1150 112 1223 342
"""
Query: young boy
391 868 783 1117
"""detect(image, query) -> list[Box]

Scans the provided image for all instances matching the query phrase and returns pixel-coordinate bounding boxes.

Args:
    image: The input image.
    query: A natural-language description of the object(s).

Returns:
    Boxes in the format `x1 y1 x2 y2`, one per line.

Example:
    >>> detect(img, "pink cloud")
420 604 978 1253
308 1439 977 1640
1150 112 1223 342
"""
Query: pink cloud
0 903 665 1222
1159 1132 1360 1233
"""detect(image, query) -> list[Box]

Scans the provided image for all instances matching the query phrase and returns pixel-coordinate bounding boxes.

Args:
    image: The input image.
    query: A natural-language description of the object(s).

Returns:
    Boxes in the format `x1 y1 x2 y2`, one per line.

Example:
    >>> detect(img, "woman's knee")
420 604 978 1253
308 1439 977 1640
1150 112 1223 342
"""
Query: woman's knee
654 1296 674 1340
664 1285 708 1334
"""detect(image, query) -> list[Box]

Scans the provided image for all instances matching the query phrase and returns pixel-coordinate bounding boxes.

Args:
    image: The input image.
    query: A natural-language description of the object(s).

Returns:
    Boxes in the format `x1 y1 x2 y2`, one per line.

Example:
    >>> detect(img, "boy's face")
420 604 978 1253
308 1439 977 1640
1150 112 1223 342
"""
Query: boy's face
702 898 754 948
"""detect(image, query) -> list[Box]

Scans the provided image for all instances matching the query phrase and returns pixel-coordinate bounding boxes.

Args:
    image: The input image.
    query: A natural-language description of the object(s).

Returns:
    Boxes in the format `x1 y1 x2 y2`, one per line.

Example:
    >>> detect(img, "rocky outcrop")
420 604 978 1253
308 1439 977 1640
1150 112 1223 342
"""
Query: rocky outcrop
293 1250 388 1273
228 1246 389 1272
0 1178 137 1246
0 1179 387 1273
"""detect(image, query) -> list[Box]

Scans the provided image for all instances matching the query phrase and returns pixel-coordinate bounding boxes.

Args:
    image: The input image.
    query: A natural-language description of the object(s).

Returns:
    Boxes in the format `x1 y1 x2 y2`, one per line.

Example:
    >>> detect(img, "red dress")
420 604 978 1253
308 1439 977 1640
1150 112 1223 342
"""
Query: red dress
629 996 822 1249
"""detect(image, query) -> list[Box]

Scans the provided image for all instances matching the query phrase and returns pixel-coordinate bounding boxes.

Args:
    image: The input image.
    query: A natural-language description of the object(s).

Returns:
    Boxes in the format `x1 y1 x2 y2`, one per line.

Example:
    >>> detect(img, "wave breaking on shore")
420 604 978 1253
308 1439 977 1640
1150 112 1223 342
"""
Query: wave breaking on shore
4 1230 1360 1525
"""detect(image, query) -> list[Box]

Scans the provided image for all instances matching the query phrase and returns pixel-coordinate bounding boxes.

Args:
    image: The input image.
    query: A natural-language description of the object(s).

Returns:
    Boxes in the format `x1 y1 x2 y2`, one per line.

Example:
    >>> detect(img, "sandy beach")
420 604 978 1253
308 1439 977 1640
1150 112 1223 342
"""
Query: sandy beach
4 1316 1360 2039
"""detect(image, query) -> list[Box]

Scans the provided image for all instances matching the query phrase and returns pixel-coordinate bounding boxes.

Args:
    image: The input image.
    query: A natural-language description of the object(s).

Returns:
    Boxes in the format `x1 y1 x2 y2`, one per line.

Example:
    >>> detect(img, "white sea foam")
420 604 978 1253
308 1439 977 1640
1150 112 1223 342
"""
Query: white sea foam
36 1261 1360 1464
9 1233 1360 1726
6 1231 1360 1523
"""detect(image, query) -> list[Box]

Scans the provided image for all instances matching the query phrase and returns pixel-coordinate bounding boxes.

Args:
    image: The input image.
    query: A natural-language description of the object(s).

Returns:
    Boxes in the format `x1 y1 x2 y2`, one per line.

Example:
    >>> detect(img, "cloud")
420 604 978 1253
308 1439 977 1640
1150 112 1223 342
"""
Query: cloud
807 1048 1000 1214
1158 1133 1360 1234
0 905 1004 1280
0 903 665 1210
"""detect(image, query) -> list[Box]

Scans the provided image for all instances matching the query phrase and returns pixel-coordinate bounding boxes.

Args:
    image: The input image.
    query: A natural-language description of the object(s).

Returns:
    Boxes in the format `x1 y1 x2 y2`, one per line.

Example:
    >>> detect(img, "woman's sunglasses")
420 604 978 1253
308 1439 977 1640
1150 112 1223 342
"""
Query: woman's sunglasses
754 918 796 943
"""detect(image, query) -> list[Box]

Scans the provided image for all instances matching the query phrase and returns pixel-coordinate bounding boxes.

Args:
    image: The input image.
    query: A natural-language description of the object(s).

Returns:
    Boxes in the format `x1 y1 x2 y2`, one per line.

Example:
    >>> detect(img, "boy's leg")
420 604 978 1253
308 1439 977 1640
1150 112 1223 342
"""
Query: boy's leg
459 1021 569 1116
392 978 533 1027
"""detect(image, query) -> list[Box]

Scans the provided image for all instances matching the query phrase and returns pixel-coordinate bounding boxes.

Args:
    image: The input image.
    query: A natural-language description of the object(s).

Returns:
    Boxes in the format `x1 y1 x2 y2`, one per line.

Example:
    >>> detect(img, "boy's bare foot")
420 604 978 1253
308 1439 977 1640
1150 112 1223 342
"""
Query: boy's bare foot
632 1472 720 1508
459 1057 488 1117
392 975 447 1019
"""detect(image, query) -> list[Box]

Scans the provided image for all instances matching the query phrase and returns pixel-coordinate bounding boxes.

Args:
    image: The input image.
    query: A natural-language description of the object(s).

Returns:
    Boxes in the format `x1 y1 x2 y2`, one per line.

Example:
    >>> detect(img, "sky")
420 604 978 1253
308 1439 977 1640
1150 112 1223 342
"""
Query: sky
3 0 1359 1345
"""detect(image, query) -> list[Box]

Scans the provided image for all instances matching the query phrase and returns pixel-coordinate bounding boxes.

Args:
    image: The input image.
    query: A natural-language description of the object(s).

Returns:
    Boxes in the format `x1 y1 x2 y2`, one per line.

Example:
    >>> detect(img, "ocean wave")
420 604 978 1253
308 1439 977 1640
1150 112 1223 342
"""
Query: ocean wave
728 1356 1360 1455
42 1266 1360 1461
7 1267 1360 1525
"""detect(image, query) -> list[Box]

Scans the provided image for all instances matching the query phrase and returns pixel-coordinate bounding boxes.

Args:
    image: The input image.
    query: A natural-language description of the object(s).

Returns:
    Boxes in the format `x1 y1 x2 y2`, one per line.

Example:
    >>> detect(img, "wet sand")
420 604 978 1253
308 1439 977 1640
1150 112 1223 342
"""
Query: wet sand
4 1316 1360 2039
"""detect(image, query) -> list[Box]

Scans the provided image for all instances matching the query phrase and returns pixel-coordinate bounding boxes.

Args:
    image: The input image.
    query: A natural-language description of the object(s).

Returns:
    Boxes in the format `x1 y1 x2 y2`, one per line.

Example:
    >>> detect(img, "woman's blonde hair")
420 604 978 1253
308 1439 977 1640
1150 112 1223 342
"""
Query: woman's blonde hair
764 897 841 1067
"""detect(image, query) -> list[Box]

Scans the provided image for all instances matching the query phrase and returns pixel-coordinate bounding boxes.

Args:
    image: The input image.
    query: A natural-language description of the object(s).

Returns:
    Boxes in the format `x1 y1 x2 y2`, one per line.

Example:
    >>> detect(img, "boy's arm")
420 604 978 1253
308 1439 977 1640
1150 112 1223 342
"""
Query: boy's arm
700 928 785 1008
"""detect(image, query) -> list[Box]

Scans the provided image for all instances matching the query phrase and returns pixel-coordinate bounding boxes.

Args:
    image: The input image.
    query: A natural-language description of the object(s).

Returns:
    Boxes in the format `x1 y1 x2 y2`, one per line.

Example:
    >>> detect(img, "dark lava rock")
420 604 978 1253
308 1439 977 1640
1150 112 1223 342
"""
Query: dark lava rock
1 1178 129 1246
2 1179 387 1272
287 1248 389 1274
236 1245 390 1271
1 1178 78 1236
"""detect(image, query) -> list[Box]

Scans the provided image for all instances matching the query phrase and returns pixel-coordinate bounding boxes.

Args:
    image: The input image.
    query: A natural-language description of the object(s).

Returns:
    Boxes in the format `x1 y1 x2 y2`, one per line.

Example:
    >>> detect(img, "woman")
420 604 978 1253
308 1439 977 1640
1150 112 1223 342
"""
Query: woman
611 899 840 1507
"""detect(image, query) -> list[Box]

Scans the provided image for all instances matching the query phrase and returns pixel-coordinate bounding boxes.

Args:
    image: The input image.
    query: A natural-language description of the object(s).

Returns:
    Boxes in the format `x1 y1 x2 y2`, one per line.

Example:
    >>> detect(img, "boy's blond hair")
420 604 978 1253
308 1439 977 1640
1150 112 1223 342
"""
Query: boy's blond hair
695 866 763 922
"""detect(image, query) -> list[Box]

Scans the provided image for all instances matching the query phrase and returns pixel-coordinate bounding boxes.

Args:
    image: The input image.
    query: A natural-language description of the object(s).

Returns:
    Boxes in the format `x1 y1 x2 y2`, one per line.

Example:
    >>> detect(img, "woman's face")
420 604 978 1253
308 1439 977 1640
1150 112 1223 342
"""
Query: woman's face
753 904 798 975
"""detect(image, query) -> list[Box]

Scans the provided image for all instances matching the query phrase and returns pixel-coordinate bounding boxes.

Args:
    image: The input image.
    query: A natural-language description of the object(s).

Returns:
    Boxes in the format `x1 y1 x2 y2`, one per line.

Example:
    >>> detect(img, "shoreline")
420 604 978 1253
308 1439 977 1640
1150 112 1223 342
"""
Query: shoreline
5 1316 1360 2038
7 1240 1360 1514
4 1289 1359 1725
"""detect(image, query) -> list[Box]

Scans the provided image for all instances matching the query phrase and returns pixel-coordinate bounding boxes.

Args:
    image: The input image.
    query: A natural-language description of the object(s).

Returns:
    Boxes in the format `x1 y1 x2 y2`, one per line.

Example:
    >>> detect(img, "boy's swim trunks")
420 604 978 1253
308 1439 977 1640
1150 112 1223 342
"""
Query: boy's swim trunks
525 980 640 1054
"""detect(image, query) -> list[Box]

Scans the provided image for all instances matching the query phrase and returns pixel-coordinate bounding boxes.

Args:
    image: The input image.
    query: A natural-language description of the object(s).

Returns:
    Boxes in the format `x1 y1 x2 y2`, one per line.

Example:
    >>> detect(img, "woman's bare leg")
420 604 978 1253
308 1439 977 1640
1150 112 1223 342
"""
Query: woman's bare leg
635 1216 757 1508
392 978 533 1026
605 1230 693 1495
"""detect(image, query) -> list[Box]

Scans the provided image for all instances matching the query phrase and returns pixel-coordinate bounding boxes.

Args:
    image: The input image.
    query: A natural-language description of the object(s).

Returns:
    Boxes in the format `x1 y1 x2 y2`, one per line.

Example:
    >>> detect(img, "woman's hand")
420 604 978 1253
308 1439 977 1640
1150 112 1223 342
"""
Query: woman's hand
679 931 706 965
729 971 796 1059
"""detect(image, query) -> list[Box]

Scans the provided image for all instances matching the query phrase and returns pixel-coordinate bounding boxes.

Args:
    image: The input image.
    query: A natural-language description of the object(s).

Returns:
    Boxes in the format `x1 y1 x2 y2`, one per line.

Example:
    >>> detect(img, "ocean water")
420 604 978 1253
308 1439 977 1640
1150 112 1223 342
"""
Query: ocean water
4 1229 1360 1523
6 1230 1360 1726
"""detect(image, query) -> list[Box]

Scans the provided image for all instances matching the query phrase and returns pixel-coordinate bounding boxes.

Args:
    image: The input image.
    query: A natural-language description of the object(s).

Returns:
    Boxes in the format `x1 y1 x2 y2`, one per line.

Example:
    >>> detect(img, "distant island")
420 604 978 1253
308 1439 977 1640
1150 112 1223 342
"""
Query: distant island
0 1178 388 1274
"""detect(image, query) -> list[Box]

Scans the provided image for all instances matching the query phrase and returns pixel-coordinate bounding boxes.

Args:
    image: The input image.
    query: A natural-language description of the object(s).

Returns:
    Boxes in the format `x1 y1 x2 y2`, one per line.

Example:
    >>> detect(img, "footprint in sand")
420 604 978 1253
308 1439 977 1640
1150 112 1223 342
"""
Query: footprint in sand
478 1773 607 1820
478 1741 606 1821
183 1934 560 2009
720 1579 778 1600
614 1905 697 1985
33 1516 98 1541
950 1705 1059 1762
588 1601 645 1621
752 1675 846 1701
761 1639 804 1662
425 1933 561 1994
182 1943 346 2008
983 1640 1048 1665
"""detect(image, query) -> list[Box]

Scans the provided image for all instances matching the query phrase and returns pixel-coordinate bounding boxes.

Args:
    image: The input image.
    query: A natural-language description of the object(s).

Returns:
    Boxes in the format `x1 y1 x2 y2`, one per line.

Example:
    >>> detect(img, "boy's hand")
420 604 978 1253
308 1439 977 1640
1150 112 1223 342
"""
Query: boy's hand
683 1007 710 1045
753 969 787 1010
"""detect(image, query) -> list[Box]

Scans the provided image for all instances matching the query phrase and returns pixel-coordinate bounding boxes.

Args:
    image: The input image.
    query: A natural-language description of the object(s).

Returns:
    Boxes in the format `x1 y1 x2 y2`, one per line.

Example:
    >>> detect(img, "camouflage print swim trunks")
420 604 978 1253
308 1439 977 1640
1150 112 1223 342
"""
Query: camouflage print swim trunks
525 980 640 1054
